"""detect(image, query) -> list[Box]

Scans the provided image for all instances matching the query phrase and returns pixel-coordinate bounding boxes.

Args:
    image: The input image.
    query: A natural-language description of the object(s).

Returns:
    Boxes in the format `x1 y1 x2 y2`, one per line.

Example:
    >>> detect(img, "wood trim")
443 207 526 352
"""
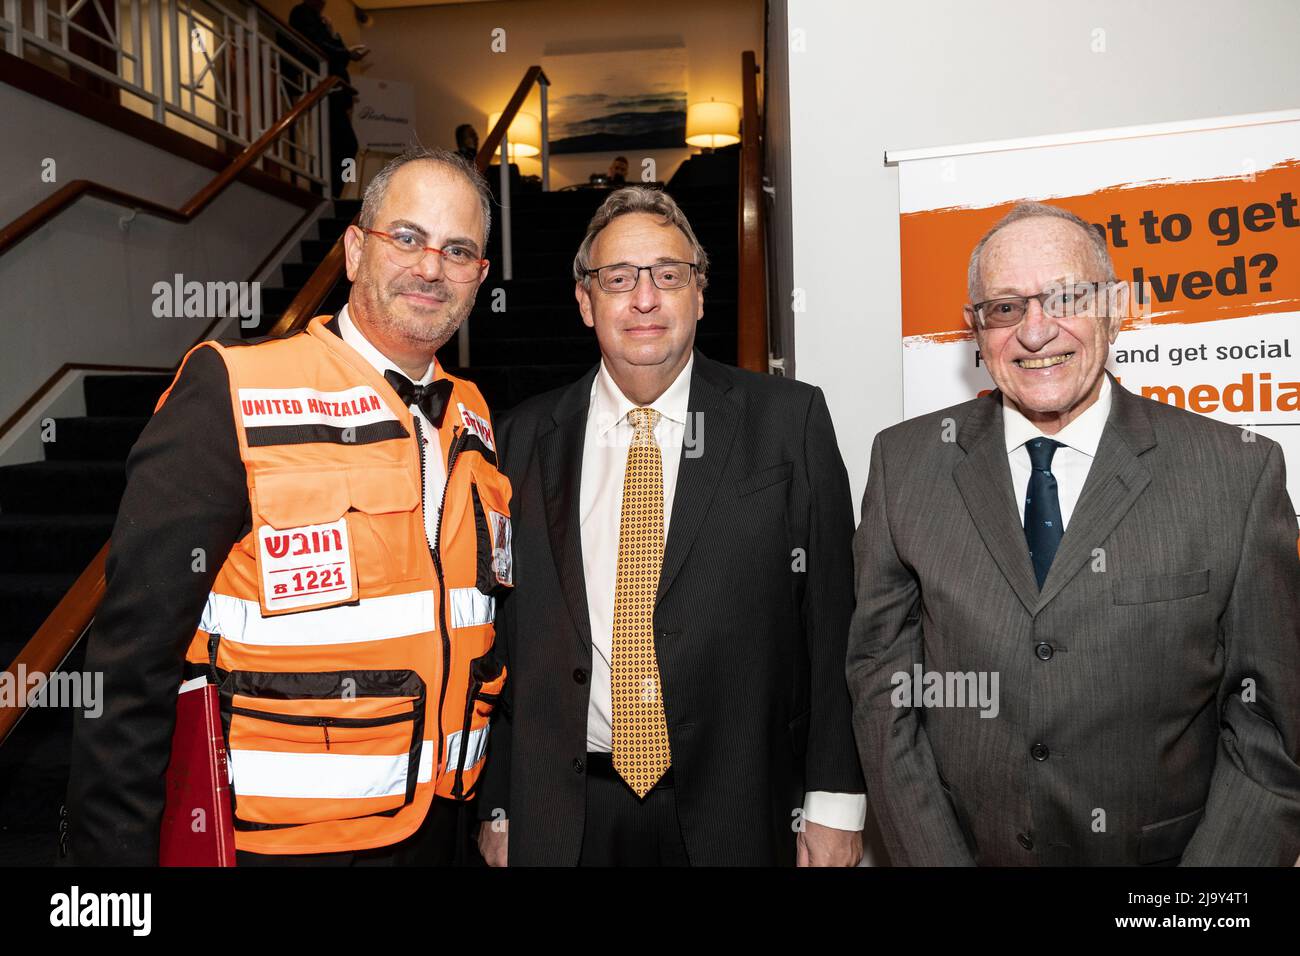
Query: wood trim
270 228 350 336
737 50 768 374
0 75 337 255
0 50 321 212
0 546 106 745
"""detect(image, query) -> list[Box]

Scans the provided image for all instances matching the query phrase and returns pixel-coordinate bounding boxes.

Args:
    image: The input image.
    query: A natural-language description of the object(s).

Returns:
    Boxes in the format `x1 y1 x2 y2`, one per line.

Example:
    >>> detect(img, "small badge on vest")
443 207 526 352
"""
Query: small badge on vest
488 510 512 587
256 517 358 614
457 403 495 452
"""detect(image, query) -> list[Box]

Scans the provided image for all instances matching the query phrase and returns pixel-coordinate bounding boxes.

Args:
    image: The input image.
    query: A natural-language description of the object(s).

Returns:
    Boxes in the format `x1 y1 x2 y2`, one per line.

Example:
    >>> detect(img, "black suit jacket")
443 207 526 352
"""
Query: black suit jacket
478 351 865 865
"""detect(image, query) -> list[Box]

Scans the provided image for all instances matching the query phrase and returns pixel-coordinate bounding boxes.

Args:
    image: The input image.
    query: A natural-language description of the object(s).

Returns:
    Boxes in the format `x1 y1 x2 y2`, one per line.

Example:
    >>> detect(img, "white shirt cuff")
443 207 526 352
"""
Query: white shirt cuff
802 791 867 831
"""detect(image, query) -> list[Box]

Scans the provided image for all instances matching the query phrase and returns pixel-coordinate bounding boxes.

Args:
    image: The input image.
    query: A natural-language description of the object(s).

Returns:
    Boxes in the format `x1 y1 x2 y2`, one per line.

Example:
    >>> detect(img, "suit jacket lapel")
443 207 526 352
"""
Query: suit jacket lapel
953 393 1043 616
538 366 599 649
656 352 740 606
1035 375 1155 609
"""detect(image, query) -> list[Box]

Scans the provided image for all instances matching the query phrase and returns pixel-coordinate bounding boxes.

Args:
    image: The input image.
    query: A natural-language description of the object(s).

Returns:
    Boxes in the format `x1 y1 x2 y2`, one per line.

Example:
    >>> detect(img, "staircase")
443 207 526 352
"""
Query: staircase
240 198 362 339
0 372 166 864
0 198 360 865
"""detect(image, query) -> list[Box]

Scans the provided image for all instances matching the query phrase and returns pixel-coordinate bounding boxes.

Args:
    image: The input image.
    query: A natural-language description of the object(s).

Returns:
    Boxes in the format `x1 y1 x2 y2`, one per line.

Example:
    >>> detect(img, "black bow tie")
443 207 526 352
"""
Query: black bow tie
383 369 454 427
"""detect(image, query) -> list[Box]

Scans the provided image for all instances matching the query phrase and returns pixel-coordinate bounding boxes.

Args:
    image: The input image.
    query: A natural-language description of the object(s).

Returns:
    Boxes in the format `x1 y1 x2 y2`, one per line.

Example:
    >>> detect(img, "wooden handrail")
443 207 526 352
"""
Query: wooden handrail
737 50 768 374
0 77 339 748
271 65 550 337
0 76 338 257
475 66 548 172
0 547 106 745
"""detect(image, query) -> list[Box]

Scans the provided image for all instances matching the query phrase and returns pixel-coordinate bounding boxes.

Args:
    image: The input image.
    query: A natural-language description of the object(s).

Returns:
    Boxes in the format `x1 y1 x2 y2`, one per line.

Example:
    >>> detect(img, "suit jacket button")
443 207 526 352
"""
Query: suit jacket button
1031 743 1050 761
573 757 585 774
573 668 588 684
1017 832 1034 850
1035 642 1054 661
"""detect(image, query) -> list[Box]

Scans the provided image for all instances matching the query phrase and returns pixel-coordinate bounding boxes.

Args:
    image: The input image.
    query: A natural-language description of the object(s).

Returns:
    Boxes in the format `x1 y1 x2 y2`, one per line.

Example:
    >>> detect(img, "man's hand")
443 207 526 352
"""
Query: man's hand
796 820 863 867
478 818 508 867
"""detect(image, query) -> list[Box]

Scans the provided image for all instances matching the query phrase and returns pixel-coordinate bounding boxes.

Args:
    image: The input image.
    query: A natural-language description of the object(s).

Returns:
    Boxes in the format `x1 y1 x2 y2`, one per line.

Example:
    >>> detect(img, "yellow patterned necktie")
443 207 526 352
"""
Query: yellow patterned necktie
610 406 671 797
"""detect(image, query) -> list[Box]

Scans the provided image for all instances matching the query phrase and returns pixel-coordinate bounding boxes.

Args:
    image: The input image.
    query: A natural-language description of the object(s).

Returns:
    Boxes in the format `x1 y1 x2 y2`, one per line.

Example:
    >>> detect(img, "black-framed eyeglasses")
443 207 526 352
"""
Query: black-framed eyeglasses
585 261 697 293
361 228 487 282
968 280 1117 329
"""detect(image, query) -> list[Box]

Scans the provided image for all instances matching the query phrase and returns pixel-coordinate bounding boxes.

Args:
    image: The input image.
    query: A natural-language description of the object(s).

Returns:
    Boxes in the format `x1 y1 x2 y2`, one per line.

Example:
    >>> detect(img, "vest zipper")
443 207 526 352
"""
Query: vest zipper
225 705 418 753
226 706 417 728
416 417 470 781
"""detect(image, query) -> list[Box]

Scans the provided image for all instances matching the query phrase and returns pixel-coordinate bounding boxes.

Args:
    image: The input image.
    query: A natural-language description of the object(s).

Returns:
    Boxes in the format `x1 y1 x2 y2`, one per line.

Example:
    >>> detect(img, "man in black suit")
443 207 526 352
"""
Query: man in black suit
285 0 367 196
475 186 865 866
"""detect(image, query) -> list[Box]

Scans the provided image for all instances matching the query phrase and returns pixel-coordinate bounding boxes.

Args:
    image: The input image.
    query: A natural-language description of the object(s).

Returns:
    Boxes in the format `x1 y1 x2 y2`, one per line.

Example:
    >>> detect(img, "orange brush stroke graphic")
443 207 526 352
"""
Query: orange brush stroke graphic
901 159 1300 341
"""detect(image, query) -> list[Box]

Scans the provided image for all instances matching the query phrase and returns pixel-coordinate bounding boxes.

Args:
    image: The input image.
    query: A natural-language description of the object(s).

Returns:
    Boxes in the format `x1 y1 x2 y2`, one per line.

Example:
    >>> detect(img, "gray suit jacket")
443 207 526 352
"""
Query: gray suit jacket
846 374 1300 865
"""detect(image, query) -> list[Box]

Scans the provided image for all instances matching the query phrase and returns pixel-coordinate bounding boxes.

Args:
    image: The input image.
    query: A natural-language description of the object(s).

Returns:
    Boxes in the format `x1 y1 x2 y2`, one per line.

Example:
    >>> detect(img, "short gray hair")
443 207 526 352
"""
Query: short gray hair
573 186 709 290
967 201 1115 301
359 146 493 248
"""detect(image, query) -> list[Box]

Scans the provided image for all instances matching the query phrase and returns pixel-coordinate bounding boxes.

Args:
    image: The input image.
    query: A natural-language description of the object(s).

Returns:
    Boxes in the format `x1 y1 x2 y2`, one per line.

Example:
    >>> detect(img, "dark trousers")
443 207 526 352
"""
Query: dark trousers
577 752 689 866
236 796 482 867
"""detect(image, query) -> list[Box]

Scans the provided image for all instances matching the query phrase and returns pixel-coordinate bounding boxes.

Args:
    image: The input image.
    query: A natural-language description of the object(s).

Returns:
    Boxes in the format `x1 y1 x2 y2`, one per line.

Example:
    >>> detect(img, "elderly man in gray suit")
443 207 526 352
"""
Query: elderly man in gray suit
847 200 1300 866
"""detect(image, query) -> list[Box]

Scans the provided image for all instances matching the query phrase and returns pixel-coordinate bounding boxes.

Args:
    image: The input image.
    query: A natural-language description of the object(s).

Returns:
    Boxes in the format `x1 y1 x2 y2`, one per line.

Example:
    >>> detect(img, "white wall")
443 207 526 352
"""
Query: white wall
0 81 310 428
781 0 1300 514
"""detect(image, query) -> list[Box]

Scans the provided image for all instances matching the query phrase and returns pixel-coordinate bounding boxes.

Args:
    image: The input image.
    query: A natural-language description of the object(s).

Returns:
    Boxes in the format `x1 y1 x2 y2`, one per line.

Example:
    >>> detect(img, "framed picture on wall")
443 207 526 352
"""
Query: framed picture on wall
541 46 688 154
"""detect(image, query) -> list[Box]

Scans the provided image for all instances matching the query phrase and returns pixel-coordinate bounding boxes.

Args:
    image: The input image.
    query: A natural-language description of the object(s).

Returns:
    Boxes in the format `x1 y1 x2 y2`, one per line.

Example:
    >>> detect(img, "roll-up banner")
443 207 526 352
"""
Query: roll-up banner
891 111 1300 515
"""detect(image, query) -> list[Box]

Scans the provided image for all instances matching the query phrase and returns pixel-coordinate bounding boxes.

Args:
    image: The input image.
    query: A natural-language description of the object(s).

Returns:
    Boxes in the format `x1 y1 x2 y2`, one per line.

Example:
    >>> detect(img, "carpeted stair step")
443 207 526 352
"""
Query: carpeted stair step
42 417 149 462
82 374 170 417
0 515 113 573
0 461 125 515
0 572 80 661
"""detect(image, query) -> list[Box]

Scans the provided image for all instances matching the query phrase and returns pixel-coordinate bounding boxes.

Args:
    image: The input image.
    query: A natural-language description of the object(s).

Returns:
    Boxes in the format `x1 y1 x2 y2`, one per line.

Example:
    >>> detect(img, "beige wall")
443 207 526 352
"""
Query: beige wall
260 0 365 48
336 0 762 187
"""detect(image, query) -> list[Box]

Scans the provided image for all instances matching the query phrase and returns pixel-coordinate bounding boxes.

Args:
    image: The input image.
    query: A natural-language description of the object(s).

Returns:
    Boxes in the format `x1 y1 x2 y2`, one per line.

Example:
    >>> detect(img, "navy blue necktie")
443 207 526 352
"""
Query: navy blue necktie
1024 438 1064 589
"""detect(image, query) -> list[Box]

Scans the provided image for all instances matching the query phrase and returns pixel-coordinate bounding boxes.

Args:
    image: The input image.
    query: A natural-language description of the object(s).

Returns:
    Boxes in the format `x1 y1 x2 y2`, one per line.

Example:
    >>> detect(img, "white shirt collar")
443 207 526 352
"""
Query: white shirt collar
1003 374 1112 458
336 303 437 386
590 354 694 436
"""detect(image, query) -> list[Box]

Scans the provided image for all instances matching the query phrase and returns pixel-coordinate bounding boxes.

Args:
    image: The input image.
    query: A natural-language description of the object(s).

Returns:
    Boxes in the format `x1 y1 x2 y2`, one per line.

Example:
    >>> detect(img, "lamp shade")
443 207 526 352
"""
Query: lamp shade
487 110 541 159
685 100 740 148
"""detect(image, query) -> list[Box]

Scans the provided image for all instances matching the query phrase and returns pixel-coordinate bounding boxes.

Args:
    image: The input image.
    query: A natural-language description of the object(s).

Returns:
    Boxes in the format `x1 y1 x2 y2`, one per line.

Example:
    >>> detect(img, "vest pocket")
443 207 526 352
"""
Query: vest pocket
344 464 425 588
221 669 428 828
469 468 513 594
249 464 426 614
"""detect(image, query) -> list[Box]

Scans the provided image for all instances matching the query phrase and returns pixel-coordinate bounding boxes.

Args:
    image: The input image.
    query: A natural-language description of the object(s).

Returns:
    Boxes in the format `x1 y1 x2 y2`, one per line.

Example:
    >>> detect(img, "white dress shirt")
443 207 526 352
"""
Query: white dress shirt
579 357 865 832
1003 374 1113 530
337 304 446 548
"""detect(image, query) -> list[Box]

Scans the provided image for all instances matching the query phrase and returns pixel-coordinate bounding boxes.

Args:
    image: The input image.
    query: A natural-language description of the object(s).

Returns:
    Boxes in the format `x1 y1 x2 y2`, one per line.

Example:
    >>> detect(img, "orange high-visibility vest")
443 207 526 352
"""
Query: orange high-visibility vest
160 315 512 856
